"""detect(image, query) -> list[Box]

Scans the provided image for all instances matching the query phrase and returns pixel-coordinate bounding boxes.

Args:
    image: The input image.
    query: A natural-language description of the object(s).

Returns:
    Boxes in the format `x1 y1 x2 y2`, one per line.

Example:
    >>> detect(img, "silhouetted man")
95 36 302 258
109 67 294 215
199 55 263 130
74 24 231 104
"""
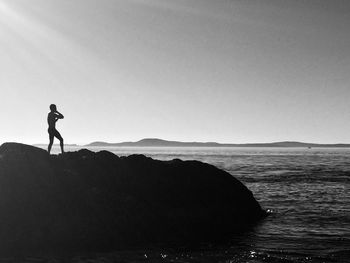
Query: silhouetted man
48 104 64 154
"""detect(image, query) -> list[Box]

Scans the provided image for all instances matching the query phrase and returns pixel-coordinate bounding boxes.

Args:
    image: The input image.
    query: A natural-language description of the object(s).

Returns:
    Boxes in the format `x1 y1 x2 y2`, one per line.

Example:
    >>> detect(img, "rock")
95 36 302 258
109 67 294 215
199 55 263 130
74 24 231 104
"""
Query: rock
0 143 266 254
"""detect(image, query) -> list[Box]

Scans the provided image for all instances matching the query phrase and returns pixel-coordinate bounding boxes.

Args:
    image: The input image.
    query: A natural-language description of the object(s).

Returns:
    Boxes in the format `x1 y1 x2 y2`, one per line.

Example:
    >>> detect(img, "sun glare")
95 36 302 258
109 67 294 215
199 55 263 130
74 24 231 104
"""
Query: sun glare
0 1 23 25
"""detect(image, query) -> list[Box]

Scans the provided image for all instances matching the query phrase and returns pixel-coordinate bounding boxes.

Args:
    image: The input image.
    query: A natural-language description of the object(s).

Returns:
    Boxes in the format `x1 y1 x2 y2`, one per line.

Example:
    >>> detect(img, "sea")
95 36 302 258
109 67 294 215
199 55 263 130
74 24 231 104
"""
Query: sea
40 146 350 263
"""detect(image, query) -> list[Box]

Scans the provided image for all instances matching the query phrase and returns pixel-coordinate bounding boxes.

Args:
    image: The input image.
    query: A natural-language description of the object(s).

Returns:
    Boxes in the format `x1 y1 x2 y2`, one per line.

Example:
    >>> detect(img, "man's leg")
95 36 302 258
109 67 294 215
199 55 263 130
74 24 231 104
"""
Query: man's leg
48 135 54 154
55 131 64 154
60 138 64 153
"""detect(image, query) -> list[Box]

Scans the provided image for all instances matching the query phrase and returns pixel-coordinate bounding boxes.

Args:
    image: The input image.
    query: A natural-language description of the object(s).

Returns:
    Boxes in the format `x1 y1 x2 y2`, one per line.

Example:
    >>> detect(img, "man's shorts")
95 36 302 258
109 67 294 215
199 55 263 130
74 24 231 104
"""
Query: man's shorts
48 128 62 140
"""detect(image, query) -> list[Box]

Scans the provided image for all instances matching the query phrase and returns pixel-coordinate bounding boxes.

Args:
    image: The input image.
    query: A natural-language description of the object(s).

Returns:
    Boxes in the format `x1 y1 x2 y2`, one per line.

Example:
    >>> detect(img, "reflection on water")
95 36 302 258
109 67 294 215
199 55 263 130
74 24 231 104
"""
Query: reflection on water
41 146 350 262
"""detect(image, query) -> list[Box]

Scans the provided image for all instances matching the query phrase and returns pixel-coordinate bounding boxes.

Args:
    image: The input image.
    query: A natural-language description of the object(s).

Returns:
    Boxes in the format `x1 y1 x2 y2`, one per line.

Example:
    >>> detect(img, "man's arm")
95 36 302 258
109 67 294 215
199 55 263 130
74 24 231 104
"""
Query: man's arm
55 111 64 119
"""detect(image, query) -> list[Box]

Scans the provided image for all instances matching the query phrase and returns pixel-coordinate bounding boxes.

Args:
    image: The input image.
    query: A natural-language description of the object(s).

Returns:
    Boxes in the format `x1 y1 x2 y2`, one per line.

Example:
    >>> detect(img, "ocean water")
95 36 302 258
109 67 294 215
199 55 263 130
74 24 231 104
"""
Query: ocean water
43 146 350 263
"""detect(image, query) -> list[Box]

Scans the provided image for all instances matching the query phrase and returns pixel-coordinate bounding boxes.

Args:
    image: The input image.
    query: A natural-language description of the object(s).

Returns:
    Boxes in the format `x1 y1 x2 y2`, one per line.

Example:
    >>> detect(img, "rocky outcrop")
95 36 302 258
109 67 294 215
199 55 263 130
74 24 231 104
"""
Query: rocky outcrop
0 143 266 254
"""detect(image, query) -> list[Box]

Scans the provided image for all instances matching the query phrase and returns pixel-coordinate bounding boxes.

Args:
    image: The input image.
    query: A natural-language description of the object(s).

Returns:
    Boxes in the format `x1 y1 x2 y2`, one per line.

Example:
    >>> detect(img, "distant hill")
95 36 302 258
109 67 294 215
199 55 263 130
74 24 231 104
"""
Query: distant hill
33 143 78 147
85 138 350 148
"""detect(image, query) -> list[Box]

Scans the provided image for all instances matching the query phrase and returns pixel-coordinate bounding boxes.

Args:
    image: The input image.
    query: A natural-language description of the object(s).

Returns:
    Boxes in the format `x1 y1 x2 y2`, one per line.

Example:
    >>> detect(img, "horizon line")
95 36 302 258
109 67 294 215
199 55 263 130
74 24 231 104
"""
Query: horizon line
20 137 350 146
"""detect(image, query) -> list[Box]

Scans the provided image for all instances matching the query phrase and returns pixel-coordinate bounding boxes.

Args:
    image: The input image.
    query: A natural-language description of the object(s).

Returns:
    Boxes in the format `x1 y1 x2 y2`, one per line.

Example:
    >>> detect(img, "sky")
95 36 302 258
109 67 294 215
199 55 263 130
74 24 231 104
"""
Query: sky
0 0 350 144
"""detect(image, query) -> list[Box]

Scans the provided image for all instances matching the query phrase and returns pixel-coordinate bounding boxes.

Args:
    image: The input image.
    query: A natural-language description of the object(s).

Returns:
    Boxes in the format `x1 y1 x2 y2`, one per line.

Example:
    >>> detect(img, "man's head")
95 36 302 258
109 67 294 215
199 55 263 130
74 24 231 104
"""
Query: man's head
50 104 57 112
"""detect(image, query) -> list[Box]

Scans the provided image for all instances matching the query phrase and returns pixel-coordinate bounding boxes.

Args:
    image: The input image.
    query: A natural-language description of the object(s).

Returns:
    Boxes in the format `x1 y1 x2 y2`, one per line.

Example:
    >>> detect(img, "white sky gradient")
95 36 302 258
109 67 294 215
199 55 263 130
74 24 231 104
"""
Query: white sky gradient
0 0 349 144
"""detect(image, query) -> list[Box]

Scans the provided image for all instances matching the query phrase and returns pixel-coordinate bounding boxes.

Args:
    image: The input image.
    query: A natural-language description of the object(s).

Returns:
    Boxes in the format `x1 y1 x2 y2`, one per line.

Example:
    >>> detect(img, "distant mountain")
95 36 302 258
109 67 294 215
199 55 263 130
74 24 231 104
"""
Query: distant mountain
87 138 221 147
85 138 350 148
33 143 78 147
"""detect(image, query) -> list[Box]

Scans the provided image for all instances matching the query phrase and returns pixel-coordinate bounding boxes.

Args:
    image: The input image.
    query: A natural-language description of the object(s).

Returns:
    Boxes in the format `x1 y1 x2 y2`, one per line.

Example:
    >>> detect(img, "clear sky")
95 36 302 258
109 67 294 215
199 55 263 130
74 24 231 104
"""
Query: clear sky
0 0 349 144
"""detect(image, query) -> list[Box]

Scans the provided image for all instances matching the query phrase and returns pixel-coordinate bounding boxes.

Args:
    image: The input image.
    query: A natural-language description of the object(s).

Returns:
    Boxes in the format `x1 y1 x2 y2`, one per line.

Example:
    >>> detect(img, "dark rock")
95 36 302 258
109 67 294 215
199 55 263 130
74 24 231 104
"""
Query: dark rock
0 143 266 254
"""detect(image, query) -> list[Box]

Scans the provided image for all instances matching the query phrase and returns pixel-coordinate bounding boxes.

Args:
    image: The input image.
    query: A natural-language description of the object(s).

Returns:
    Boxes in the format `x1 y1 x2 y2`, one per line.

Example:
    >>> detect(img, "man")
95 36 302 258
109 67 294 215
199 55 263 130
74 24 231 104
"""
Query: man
47 104 64 154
